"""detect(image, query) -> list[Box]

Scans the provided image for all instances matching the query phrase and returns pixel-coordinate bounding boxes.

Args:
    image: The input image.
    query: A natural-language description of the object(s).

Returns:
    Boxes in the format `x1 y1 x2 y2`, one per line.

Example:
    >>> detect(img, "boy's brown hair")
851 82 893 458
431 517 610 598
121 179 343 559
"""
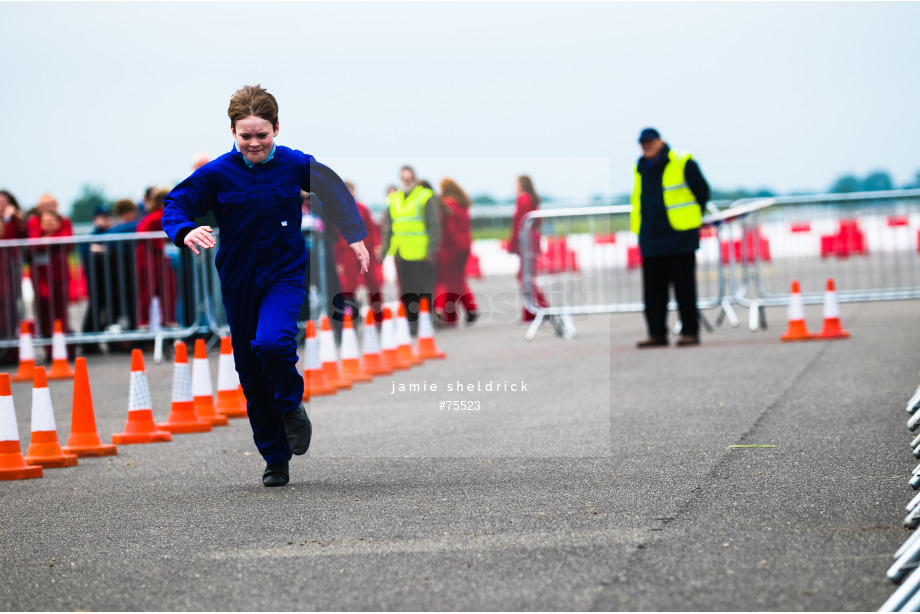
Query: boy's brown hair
228 84 279 130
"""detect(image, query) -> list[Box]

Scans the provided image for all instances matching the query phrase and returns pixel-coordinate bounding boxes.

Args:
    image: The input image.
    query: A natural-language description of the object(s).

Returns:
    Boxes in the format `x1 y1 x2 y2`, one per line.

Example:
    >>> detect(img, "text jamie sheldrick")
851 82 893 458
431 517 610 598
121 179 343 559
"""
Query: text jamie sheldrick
390 380 529 394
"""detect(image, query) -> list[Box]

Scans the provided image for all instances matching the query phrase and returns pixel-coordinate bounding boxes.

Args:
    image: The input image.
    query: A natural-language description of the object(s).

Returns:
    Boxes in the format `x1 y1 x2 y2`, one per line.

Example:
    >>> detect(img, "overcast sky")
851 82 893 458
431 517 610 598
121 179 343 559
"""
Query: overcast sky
2 1 919 213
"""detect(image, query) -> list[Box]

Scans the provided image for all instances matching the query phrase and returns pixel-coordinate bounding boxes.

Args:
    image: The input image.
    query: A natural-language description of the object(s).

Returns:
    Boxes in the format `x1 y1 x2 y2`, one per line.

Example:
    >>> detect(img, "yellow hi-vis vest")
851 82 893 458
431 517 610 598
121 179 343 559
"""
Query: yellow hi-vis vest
630 150 702 235
387 185 433 261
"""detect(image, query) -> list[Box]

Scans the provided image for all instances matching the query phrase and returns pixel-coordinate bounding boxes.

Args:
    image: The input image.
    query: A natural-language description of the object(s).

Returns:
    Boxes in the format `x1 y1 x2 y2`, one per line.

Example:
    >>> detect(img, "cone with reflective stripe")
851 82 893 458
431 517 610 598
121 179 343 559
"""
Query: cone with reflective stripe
381 307 410 370
303 320 337 398
816 278 850 339
339 312 372 383
780 280 815 342
112 350 172 444
158 342 212 433
361 309 392 376
46 320 74 380
0 373 43 480
11 321 36 383
62 357 117 456
415 298 446 360
192 339 228 427
215 337 248 418
227 337 248 410
319 316 352 390
24 367 78 467
395 304 422 366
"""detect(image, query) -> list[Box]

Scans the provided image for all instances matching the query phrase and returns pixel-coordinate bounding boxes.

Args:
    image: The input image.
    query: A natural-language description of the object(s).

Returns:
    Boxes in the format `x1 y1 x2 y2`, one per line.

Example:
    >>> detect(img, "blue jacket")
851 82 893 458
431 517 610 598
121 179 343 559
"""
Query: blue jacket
162 145 367 293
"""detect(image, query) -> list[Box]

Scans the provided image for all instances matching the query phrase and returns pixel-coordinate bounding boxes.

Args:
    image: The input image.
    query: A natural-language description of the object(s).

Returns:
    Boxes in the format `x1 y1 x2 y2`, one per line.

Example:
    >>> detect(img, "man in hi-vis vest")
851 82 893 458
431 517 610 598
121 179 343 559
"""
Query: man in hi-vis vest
379 165 441 335
631 127 710 348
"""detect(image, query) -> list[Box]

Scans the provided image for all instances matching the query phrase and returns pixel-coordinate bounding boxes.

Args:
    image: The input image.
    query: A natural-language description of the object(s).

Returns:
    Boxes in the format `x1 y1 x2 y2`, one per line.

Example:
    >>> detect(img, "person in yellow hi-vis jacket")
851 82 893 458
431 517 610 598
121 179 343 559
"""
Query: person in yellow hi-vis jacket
378 165 441 336
631 127 710 349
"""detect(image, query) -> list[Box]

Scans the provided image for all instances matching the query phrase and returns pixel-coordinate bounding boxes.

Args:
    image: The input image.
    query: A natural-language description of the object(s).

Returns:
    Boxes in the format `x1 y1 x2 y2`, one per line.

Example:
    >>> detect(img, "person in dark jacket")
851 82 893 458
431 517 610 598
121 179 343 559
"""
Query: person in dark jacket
631 127 710 348
163 84 368 487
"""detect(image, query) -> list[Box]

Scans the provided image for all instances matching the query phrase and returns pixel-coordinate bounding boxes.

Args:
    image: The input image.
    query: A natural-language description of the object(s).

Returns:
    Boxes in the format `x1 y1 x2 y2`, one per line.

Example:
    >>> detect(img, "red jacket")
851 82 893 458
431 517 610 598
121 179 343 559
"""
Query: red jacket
508 193 540 256
437 197 472 266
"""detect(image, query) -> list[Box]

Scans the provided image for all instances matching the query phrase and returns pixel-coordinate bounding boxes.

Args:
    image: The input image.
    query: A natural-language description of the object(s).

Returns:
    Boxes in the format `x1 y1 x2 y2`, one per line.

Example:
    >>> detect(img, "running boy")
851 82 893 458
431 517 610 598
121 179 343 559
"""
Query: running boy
163 85 369 487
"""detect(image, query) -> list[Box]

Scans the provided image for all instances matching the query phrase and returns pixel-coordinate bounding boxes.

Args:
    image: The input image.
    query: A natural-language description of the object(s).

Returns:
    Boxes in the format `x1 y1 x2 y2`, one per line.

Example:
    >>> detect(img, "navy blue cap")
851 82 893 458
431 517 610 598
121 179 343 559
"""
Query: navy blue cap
93 205 111 217
638 128 661 143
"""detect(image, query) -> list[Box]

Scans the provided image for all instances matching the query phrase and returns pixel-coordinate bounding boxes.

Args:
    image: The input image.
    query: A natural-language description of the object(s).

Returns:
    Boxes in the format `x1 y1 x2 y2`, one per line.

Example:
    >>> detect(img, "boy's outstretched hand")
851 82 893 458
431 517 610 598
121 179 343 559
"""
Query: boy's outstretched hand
184 226 216 255
350 241 370 275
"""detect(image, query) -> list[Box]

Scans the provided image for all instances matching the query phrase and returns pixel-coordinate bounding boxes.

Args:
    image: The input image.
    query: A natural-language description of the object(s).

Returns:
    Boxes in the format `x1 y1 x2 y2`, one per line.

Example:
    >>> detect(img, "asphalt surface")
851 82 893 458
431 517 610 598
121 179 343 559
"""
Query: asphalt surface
1 273 918 611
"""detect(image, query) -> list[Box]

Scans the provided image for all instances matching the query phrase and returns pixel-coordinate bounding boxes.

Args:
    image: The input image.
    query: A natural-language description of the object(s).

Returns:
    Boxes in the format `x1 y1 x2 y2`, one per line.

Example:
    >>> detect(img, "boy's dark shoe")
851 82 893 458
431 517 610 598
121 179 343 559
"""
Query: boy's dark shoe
636 336 669 349
676 335 700 347
282 403 312 455
262 461 290 487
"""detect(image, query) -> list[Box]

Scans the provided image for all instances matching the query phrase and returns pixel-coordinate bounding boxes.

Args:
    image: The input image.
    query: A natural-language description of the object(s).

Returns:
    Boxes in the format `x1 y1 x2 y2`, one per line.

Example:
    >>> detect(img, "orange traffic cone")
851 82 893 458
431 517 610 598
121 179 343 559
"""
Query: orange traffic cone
46 320 74 380
215 337 248 418
780 280 815 342
24 367 78 467
158 341 212 433
62 358 118 456
339 312 372 383
381 307 410 370
112 350 173 444
816 278 850 339
395 304 423 366
192 339 228 427
319 316 352 390
11 321 36 383
0 373 43 480
415 298 447 360
360 309 392 376
303 320 338 398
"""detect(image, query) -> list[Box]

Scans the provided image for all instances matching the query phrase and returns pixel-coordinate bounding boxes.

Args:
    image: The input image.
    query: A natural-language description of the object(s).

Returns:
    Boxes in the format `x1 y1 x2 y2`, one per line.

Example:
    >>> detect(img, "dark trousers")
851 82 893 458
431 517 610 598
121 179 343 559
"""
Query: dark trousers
225 276 305 466
394 256 436 333
641 252 698 339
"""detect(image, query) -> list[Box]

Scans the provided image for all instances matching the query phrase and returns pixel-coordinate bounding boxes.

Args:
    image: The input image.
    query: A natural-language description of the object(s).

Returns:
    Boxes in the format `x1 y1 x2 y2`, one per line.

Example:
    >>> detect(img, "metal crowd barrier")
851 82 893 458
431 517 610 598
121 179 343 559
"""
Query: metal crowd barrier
519 189 920 340
709 189 920 331
518 203 735 341
0 224 329 356
879 381 920 611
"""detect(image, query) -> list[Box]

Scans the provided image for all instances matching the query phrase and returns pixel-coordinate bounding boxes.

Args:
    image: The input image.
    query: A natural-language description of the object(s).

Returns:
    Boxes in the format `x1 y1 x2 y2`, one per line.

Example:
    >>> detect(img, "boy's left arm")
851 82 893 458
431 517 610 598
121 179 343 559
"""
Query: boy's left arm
307 158 369 274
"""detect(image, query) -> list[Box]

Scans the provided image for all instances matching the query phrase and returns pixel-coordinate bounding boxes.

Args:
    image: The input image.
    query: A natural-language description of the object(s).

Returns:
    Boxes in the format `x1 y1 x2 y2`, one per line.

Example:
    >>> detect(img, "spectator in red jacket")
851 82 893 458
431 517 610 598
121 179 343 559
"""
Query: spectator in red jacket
136 187 177 327
508 175 549 322
0 190 25 363
434 178 478 326
332 182 383 326
31 208 73 341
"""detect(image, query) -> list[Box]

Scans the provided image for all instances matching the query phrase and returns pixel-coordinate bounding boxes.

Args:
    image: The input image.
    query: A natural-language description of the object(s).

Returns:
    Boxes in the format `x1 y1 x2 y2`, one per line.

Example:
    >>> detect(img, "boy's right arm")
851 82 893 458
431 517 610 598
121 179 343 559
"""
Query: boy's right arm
163 167 216 253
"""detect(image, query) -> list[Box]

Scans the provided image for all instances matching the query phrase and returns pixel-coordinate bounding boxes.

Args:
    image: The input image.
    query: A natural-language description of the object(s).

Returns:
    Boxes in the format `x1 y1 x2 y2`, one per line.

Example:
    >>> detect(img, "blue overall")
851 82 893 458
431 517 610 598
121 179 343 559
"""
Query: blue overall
162 145 367 464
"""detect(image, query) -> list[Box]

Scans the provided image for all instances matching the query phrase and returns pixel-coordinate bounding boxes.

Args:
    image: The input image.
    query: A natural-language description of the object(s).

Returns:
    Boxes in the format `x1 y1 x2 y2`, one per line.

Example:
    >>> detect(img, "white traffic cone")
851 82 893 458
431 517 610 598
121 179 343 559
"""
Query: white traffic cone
0 373 43 480
12 321 36 383
303 320 337 399
381 307 409 370
360 309 392 376
158 341 212 433
112 350 173 444
215 337 247 418
24 367 78 467
47 320 74 380
395 304 422 366
816 278 850 339
192 339 228 426
415 297 446 360
319 315 351 390
780 280 815 342
339 312 372 383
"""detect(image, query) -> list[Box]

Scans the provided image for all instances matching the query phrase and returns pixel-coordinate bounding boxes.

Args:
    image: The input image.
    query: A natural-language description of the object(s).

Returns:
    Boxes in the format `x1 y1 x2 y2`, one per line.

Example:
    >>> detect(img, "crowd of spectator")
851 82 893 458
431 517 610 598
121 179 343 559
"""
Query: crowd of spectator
0 166 547 355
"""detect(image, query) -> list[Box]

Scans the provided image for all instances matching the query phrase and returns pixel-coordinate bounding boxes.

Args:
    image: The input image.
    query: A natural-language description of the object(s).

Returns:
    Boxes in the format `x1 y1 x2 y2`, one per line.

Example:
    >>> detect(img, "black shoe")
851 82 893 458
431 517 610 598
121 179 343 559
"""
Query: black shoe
465 310 479 324
676 335 700 347
636 336 669 349
262 461 290 487
282 403 312 455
